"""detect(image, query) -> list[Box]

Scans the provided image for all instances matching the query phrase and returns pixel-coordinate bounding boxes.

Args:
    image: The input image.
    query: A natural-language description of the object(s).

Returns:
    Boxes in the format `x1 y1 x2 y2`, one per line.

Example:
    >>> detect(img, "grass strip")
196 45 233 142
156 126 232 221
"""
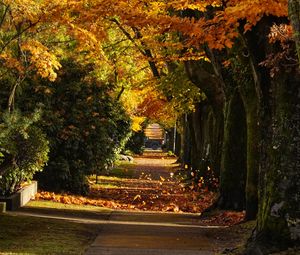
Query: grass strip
0 213 99 254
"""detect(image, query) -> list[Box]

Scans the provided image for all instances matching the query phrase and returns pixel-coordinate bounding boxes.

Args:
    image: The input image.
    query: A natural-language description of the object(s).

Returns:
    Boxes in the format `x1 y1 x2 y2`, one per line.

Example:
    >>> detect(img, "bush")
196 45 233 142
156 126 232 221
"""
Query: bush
125 130 146 155
0 110 49 196
23 60 131 194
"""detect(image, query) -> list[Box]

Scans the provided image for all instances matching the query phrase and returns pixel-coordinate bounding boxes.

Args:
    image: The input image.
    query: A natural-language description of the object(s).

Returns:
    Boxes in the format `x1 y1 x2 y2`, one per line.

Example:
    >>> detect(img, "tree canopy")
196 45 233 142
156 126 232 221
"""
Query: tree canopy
0 1 299 254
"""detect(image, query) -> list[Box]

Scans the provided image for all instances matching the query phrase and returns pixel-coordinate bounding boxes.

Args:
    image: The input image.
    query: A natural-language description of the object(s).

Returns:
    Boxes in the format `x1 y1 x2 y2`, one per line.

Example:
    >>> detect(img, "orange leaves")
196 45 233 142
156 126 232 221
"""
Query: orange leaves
5 0 42 23
201 211 245 226
35 175 217 214
268 23 293 43
35 191 120 209
21 40 61 81
0 51 25 75
223 0 288 32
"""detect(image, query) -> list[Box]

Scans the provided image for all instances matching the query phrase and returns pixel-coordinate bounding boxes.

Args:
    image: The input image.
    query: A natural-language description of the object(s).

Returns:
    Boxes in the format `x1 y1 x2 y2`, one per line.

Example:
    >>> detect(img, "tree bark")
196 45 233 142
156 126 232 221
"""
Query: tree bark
218 88 247 210
241 86 260 220
250 66 300 253
289 0 300 63
188 102 212 171
232 37 261 220
243 17 300 252
185 61 225 175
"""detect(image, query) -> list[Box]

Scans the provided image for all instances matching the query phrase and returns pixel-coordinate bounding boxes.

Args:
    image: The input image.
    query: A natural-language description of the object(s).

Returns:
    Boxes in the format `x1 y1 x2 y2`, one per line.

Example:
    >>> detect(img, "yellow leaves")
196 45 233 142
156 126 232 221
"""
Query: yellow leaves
133 194 141 201
168 0 220 12
5 0 42 23
21 40 61 81
131 116 146 132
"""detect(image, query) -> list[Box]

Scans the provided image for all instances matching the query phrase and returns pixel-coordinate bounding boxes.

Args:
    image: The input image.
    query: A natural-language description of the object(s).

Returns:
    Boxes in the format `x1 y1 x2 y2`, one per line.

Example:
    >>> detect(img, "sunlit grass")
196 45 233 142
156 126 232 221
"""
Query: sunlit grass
92 183 121 189
26 200 111 212
88 166 135 180
0 214 99 255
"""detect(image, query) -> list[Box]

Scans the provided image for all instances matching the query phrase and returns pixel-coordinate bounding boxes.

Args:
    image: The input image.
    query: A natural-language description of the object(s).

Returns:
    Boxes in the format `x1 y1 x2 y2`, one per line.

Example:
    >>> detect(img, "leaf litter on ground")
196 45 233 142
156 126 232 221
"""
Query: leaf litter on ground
35 153 245 226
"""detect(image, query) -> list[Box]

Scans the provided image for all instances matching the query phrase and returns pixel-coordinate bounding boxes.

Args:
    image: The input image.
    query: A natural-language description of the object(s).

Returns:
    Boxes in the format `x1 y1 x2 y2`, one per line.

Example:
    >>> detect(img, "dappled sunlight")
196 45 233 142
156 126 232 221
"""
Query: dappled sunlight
35 152 217 213
34 152 245 226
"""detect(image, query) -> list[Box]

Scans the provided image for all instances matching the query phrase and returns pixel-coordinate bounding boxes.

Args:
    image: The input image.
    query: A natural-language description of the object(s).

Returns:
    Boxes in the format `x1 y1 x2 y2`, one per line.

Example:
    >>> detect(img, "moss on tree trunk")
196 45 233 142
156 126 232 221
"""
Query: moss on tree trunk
288 0 300 63
243 17 300 252
234 48 260 220
219 89 247 210
253 71 300 251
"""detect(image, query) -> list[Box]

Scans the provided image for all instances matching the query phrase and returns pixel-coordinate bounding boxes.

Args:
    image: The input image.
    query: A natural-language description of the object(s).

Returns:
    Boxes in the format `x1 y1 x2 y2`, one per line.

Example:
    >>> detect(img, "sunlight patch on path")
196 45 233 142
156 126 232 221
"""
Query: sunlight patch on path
10 211 225 229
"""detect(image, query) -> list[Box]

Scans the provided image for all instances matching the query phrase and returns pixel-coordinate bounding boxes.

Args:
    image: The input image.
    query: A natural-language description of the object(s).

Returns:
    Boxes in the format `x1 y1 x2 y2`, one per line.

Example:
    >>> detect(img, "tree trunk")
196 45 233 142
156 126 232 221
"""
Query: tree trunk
189 101 212 171
289 0 300 63
183 114 192 169
243 16 300 252
218 89 247 210
175 129 181 157
185 60 225 175
177 114 191 168
165 128 175 152
242 91 260 220
248 68 300 253
233 37 260 220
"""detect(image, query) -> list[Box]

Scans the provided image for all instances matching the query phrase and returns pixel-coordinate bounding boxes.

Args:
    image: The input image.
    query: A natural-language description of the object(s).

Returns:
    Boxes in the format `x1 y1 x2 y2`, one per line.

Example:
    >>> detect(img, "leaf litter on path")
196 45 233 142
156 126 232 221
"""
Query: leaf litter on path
35 152 245 226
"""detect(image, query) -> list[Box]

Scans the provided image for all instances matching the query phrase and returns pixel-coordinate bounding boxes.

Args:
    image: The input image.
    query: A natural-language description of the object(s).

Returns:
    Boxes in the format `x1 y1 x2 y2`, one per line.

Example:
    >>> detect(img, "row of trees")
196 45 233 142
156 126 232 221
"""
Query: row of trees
162 2 300 253
0 0 299 253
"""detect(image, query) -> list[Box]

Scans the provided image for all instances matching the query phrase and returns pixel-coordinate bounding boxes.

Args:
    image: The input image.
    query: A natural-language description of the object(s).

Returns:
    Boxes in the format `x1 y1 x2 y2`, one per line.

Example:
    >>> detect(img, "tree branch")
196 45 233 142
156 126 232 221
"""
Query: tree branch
0 3 9 29
0 19 41 54
110 18 160 78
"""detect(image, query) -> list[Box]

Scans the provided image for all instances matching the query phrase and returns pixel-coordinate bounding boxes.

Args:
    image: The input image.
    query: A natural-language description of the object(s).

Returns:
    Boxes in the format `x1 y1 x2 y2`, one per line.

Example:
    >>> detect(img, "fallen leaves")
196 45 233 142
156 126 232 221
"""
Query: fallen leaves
201 211 246 226
35 172 217 213
34 153 244 226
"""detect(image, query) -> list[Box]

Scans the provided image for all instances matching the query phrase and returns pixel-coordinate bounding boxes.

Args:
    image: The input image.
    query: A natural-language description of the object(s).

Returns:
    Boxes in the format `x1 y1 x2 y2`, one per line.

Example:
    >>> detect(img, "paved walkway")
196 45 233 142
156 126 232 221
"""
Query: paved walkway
11 152 233 254
84 211 222 255
13 208 227 255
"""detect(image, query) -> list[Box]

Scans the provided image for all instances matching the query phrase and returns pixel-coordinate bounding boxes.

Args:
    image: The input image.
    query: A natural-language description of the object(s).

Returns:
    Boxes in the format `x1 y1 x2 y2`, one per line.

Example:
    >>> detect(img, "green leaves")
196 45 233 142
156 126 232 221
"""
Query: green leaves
0 110 49 196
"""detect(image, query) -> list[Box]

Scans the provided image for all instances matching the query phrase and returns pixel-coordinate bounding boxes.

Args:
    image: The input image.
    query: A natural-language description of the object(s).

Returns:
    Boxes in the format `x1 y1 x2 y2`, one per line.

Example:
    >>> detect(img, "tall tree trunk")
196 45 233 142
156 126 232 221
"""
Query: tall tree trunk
175 129 181 157
218 89 247 210
251 67 300 252
177 114 191 168
232 37 261 219
183 114 192 169
189 101 213 171
289 0 300 63
244 17 300 252
240 84 260 220
185 61 225 175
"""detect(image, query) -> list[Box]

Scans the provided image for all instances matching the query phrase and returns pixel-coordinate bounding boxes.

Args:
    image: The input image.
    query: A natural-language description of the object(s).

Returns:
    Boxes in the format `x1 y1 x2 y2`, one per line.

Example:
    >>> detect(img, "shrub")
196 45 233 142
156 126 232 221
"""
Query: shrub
125 130 146 155
0 110 49 196
23 60 131 194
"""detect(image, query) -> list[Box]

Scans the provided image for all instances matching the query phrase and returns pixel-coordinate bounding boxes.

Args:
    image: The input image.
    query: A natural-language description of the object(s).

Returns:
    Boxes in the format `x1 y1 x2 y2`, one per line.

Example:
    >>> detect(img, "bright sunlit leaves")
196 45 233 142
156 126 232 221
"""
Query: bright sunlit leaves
21 40 62 81
0 0 291 128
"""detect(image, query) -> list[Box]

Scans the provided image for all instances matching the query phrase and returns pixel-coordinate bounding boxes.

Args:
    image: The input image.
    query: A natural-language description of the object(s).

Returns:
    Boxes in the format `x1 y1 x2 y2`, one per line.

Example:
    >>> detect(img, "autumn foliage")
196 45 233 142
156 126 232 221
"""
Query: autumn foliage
1 0 300 252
